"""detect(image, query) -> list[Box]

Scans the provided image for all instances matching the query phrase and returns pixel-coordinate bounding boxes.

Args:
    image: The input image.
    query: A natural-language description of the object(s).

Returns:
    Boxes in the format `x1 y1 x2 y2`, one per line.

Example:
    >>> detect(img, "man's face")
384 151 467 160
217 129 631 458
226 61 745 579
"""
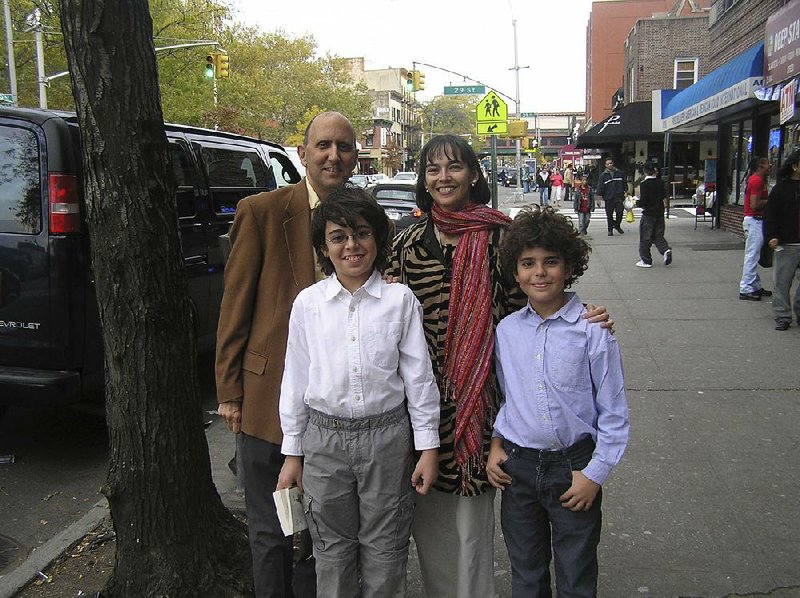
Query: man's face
757 160 769 176
299 114 358 198
605 159 614 171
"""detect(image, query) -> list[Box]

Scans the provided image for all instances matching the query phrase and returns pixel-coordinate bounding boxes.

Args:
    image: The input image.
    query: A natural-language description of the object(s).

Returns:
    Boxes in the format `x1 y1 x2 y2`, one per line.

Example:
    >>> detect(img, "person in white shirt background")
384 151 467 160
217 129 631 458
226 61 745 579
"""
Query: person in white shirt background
277 187 440 597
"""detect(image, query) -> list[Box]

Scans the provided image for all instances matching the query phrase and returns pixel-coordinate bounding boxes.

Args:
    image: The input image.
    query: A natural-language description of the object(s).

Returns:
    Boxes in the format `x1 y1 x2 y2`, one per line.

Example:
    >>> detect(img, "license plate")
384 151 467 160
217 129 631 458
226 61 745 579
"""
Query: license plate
386 211 401 220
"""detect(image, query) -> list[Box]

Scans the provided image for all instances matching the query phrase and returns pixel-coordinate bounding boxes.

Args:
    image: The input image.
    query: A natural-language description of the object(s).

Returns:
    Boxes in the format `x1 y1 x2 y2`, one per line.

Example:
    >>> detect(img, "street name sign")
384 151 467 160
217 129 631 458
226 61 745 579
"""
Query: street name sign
520 112 536 118
476 91 508 135
444 85 486 95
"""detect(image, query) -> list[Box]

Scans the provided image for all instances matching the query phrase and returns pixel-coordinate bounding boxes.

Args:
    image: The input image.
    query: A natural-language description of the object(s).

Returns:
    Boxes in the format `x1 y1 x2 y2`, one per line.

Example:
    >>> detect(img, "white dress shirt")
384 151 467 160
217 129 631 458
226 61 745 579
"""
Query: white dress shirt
280 269 440 456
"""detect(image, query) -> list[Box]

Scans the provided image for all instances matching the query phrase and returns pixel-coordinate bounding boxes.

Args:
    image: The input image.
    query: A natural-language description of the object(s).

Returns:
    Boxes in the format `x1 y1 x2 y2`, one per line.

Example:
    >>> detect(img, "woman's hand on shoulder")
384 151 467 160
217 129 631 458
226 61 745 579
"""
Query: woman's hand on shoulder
583 304 614 335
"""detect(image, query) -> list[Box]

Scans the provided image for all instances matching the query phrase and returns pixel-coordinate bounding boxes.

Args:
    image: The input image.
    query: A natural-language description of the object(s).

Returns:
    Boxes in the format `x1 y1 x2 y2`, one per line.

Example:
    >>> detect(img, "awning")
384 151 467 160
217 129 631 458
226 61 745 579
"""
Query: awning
575 101 656 147
653 42 765 132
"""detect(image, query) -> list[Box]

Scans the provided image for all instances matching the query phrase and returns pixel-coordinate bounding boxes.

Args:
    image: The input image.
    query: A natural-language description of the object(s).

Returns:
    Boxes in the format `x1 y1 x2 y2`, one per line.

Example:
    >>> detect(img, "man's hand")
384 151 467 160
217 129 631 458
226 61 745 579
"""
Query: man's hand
217 400 242 434
769 238 779 250
487 438 513 490
559 470 600 512
583 304 614 334
411 449 439 495
276 456 304 494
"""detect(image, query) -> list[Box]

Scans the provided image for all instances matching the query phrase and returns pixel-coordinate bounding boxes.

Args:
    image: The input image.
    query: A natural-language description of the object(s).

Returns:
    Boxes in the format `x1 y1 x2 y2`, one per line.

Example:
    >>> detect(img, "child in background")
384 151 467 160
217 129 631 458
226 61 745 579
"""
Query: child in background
487 208 629 597
277 187 440 597
573 174 595 236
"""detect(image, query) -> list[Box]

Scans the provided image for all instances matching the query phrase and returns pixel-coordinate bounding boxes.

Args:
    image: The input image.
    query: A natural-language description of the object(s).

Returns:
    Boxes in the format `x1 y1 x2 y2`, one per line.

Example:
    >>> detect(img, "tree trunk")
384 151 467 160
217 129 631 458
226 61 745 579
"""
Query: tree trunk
58 1 252 595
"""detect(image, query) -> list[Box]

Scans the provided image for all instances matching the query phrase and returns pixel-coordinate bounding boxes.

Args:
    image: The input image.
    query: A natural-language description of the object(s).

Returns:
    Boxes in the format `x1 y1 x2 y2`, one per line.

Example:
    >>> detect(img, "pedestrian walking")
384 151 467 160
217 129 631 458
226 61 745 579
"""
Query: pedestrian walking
277 188 440 596
599 156 626 236
488 208 629 598
564 163 574 204
538 167 550 206
635 162 673 268
550 169 564 208
764 151 800 330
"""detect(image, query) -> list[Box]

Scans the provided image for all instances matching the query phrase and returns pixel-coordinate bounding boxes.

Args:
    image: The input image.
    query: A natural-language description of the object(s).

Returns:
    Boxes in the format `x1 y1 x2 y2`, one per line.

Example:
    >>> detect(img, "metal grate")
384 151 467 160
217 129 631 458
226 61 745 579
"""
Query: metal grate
0 534 22 574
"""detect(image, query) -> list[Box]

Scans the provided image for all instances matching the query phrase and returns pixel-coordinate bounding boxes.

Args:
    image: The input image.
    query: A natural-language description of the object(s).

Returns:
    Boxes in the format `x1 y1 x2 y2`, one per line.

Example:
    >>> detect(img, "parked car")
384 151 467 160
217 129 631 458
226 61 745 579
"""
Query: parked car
368 173 389 185
0 107 299 413
369 183 424 232
348 174 370 188
281 146 305 180
389 171 417 184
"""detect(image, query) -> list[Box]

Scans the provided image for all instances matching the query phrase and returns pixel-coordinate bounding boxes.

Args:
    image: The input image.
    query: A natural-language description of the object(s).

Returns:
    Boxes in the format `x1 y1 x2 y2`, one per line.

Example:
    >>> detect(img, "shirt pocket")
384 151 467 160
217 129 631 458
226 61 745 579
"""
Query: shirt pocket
366 322 404 369
546 347 589 392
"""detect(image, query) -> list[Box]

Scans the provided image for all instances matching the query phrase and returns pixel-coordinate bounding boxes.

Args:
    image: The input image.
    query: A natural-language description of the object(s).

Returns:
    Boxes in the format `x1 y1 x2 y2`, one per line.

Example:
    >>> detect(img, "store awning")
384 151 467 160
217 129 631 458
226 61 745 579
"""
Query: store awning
575 101 656 147
653 42 765 132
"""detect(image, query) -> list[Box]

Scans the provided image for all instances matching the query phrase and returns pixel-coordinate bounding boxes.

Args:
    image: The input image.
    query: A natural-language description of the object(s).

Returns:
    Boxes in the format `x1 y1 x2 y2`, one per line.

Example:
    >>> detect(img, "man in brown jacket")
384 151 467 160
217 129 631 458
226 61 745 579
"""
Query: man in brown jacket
215 112 358 597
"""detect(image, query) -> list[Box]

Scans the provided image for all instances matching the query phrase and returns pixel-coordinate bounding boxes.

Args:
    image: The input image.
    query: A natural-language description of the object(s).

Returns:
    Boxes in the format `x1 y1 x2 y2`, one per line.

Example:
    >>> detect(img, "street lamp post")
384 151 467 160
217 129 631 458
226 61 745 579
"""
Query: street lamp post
507 1 529 200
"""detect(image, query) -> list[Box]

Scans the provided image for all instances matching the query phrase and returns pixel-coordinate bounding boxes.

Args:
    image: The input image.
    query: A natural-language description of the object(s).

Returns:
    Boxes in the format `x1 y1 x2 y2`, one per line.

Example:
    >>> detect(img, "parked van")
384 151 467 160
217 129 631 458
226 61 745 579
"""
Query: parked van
0 107 300 412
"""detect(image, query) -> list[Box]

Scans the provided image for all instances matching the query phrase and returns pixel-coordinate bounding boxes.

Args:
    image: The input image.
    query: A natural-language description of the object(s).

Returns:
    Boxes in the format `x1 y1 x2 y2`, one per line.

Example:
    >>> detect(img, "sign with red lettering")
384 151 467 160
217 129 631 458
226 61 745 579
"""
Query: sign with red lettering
780 78 797 124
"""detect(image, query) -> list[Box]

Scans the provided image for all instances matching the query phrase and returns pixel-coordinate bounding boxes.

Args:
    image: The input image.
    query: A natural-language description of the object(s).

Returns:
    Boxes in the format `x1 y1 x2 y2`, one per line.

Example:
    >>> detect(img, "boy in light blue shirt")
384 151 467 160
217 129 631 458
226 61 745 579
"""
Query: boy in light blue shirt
487 208 629 597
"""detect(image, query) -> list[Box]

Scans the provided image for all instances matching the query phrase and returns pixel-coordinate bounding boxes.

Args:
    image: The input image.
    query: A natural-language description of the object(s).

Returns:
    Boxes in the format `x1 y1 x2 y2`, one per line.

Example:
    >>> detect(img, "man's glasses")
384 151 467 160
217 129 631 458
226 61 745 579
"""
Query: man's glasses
326 230 373 246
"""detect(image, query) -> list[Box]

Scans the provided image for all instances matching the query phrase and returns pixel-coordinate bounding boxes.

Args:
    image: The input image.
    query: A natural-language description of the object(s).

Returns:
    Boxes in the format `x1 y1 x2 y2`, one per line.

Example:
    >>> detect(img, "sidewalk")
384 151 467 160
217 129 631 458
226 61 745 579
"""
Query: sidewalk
4 214 798 598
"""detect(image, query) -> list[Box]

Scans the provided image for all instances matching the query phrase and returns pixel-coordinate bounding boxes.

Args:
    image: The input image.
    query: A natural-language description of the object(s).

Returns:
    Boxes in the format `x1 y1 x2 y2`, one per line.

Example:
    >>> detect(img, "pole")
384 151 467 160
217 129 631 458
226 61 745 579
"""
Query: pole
3 0 16 104
34 22 46 108
491 135 499 209
512 16 522 200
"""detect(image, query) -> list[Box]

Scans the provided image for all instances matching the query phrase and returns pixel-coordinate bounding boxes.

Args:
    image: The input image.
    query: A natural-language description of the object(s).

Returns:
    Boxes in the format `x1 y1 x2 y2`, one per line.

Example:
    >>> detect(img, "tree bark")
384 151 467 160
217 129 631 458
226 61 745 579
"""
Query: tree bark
58 1 252 595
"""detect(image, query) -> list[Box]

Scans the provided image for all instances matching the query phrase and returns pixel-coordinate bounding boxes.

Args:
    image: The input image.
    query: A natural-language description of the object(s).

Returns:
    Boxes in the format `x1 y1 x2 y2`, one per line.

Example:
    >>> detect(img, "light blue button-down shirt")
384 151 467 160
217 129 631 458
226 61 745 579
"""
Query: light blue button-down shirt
493 292 629 485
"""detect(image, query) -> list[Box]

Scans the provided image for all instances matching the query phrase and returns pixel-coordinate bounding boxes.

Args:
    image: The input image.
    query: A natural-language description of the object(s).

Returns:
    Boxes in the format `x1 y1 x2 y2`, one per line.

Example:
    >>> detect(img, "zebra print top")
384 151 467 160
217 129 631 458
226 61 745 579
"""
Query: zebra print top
387 217 527 496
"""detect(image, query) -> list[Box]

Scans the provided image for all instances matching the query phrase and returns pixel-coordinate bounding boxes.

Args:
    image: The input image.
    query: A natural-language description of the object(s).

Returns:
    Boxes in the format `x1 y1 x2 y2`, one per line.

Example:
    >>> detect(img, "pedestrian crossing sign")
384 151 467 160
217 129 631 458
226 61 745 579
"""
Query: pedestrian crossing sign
476 92 508 123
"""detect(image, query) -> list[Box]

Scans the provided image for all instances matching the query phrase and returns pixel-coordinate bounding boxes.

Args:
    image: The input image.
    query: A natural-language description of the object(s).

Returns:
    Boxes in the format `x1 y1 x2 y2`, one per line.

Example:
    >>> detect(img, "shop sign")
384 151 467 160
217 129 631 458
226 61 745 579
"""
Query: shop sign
780 78 797 123
765 0 800 85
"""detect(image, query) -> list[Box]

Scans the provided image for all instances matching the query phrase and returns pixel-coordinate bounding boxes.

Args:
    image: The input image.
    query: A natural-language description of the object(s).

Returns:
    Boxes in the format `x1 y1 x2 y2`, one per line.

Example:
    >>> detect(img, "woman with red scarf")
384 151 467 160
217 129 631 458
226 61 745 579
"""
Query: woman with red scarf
387 135 611 597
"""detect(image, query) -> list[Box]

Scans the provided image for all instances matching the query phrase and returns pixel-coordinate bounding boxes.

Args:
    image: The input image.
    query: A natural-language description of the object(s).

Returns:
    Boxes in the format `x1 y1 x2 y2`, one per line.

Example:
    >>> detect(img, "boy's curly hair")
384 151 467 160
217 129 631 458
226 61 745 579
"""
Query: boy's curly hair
500 207 591 288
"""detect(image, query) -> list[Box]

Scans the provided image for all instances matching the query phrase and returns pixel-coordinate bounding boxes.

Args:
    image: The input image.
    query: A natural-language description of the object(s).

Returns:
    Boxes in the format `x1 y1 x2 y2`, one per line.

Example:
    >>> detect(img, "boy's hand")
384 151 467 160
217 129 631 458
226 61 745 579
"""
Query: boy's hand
411 449 438 495
487 438 513 490
276 456 304 494
583 304 614 334
559 470 600 512
383 274 399 284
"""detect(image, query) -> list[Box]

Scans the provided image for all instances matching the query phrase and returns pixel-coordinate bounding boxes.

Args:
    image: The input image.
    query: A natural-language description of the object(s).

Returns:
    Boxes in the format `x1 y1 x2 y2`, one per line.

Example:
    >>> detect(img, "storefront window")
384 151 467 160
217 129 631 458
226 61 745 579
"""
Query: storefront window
727 119 753 206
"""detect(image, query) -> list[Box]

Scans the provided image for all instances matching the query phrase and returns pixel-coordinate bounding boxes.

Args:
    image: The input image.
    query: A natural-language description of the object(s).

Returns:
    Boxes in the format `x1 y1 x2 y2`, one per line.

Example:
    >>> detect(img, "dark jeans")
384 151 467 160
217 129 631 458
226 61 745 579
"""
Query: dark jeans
240 433 316 598
604 199 624 231
638 215 670 265
500 437 602 598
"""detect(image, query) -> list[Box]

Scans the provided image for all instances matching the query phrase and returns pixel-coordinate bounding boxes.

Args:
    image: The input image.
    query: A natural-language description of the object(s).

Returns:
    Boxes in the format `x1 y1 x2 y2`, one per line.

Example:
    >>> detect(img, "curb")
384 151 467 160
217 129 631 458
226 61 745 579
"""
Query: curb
0 499 109 598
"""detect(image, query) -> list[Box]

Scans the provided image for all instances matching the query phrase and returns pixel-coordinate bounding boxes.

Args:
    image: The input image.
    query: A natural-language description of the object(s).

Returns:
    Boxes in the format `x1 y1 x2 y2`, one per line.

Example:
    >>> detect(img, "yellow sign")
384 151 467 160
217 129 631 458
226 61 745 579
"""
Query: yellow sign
476 91 508 123
477 121 508 135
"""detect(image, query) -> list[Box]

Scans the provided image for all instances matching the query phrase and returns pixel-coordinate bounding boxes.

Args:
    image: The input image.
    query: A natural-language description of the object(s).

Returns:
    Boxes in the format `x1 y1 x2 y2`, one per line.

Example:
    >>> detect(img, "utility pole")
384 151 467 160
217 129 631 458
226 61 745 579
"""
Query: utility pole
3 0 17 104
508 1 529 200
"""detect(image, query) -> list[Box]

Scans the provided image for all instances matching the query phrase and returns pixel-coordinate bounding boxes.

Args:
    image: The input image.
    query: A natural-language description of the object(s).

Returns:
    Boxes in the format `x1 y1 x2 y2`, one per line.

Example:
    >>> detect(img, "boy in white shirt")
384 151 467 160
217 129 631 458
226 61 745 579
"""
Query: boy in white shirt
277 187 440 597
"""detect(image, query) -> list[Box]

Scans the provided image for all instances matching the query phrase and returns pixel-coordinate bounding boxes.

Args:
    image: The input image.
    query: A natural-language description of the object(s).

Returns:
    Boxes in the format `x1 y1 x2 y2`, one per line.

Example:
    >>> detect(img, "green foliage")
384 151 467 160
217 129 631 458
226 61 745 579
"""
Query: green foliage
1 0 372 143
420 95 476 137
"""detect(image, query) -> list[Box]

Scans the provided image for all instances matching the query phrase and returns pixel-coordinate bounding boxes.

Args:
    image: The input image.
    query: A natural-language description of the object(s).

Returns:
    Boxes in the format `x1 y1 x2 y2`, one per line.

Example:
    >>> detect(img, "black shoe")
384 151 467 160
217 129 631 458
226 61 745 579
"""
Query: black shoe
775 320 790 331
758 288 773 297
614 227 625 234
608 230 613 236
739 291 761 301
664 249 673 266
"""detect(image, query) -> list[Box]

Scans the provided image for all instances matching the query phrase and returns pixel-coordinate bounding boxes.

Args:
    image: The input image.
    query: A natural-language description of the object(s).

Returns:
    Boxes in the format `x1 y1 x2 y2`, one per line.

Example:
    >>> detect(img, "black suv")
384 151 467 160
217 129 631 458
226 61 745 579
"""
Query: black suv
0 107 300 413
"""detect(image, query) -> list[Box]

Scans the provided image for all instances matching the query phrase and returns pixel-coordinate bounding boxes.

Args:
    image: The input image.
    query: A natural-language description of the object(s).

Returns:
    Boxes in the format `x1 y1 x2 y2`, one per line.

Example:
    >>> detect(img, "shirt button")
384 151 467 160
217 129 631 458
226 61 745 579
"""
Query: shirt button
351 336 356 342
352 367 357 372
355 395 361 401
538 383 545 390
542 415 548 421
536 354 542 360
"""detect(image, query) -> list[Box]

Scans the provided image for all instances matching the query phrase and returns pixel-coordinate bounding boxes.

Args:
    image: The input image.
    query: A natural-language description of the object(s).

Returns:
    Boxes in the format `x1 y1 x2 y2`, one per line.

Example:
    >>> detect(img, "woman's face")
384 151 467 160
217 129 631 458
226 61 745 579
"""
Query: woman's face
424 148 476 213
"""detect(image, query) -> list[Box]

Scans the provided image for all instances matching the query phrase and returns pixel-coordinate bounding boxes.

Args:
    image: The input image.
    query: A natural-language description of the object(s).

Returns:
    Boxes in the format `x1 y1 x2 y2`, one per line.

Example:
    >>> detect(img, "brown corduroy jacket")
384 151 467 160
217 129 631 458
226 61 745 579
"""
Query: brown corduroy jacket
215 181 316 444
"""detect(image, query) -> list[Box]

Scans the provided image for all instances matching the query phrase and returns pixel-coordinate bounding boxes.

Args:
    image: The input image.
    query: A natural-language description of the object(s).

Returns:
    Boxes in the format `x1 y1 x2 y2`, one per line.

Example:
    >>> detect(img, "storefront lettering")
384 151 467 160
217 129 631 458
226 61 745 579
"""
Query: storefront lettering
771 18 800 54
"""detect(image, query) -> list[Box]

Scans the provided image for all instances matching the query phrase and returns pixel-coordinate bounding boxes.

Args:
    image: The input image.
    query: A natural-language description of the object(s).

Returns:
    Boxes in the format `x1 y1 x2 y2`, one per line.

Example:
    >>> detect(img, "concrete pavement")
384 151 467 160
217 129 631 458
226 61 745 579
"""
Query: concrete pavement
3 208 799 597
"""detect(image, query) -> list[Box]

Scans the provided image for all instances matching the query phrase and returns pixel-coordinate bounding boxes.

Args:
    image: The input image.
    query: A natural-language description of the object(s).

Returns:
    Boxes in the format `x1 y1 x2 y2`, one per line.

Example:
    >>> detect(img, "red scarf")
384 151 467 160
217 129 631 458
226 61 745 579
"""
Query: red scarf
431 203 511 488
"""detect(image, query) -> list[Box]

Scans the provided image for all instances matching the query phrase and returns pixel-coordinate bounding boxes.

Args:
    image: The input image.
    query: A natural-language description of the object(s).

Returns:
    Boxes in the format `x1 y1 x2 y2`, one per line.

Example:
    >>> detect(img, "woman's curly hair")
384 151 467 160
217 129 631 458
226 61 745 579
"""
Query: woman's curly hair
499 207 591 288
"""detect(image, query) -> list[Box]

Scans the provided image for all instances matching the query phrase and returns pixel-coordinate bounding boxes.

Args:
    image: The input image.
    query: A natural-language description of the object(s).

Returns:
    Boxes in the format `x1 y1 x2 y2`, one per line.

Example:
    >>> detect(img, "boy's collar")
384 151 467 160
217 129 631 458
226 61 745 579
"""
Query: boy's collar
323 269 382 300
524 292 581 322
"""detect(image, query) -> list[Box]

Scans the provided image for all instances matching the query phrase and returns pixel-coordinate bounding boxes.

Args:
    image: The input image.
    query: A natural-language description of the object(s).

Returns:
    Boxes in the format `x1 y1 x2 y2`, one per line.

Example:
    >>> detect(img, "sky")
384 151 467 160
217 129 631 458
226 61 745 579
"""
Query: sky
231 0 596 114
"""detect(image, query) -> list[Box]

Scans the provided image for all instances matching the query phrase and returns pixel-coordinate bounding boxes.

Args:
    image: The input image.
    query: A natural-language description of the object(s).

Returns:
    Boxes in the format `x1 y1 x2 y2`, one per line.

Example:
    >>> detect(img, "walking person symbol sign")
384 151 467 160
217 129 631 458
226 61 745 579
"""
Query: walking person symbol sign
476 91 508 135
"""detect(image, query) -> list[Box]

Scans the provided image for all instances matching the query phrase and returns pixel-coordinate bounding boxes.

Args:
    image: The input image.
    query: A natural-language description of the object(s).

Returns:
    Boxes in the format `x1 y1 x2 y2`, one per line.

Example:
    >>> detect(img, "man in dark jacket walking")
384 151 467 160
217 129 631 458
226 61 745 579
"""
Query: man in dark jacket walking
599 156 626 235
635 162 672 268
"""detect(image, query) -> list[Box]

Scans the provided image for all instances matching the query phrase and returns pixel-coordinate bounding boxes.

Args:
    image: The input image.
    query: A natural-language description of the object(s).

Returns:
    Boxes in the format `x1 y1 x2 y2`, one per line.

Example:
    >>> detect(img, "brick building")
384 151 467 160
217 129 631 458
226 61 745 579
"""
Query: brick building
585 0 704 127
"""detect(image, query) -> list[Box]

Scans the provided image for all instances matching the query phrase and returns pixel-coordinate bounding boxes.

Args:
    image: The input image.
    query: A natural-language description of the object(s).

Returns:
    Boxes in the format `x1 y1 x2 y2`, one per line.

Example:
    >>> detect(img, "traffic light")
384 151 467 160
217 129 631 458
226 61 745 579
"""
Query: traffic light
412 70 425 91
205 54 216 79
508 119 528 138
406 71 415 92
527 137 539 150
216 53 229 78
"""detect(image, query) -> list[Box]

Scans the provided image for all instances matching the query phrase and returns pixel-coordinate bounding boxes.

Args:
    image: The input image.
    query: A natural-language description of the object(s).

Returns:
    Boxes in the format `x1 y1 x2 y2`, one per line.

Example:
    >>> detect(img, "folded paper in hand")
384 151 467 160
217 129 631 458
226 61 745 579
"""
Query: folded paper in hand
272 487 308 536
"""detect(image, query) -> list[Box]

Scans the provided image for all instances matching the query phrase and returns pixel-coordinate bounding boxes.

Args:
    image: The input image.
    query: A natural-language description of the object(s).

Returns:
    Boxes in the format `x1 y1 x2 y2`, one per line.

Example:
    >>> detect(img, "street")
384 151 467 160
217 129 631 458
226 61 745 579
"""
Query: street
1 197 799 597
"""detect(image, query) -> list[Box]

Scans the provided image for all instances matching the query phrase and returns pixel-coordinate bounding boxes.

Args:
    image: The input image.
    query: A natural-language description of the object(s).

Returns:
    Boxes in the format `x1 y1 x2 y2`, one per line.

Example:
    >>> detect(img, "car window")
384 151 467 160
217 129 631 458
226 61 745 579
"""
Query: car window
169 142 197 218
195 142 273 214
374 189 415 202
0 125 41 234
